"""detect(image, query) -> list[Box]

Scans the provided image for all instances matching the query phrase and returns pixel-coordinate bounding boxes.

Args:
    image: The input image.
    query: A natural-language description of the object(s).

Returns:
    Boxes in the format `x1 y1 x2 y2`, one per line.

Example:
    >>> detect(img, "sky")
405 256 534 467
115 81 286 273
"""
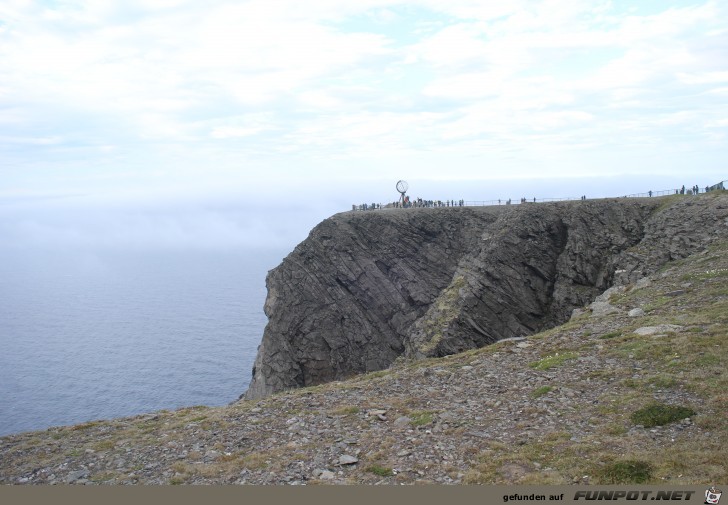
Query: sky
1 0 727 251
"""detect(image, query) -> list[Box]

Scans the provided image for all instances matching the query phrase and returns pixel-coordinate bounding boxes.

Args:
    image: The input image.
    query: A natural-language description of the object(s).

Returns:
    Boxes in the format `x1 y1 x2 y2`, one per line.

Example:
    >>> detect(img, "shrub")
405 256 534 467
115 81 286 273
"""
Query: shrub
630 403 696 427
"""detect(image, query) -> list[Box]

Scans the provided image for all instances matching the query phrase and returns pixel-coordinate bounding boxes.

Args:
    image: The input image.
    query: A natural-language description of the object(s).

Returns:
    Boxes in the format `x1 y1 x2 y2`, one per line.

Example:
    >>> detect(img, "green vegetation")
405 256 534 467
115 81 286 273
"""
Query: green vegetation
529 352 578 370
621 378 638 389
364 370 390 380
409 411 434 426
366 465 394 477
644 296 671 312
330 406 360 416
646 375 678 389
90 472 117 483
683 268 728 282
603 423 627 436
630 403 696 427
616 339 653 360
92 439 116 451
694 354 720 366
70 421 102 431
598 460 652 484
531 386 554 398
418 275 468 354
599 331 622 340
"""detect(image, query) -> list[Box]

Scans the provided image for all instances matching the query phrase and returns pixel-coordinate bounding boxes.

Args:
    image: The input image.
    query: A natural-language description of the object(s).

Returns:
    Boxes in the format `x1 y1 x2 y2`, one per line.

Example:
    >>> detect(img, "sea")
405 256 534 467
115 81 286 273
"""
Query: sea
0 247 288 437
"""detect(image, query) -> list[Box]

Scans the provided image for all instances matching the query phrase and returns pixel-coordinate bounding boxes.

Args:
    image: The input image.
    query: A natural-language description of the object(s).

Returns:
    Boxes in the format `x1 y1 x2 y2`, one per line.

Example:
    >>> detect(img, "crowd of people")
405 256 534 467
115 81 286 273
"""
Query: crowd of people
353 197 465 211
353 196 572 210
677 184 707 195
351 182 725 212
404 197 466 208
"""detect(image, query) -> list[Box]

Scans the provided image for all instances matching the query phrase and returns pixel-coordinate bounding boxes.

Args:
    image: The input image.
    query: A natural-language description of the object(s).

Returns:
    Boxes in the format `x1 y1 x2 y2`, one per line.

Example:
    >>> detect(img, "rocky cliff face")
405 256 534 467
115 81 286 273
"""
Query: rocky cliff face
244 193 728 400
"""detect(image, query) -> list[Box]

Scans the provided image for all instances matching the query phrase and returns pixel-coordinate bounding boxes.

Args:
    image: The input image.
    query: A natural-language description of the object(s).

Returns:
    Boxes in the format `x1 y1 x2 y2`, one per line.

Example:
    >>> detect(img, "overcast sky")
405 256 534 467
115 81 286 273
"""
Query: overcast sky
1 0 726 251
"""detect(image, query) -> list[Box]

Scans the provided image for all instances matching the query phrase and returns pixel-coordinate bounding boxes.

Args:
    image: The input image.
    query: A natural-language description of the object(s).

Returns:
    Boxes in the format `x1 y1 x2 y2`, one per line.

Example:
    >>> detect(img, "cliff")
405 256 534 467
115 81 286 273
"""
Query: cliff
244 193 728 399
1 198 726 484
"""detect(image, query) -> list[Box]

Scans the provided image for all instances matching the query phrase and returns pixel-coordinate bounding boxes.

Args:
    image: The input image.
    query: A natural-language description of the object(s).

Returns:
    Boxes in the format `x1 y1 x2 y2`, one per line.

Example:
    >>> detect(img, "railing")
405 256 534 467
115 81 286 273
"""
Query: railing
351 180 726 212
463 197 580 206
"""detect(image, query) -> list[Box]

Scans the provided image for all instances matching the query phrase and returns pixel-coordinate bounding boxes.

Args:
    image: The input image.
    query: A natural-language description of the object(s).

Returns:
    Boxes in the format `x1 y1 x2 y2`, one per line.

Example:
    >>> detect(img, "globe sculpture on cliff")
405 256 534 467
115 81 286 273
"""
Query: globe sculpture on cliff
396 180 409 207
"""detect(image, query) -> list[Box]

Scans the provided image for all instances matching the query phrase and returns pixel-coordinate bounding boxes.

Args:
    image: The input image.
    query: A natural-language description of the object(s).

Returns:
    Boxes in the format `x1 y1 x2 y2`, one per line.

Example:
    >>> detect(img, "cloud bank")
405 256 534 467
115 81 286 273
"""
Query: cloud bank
0 0 725 200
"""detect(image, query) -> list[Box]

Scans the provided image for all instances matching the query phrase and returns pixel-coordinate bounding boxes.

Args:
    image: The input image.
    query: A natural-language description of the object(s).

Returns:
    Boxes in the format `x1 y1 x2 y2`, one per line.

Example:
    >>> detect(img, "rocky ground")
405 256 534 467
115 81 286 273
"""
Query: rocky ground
1 238 726 485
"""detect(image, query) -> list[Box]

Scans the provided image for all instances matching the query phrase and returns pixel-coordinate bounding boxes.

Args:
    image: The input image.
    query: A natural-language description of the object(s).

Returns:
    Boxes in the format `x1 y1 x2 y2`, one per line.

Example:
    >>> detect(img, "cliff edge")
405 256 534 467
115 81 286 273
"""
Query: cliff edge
245 193 728 400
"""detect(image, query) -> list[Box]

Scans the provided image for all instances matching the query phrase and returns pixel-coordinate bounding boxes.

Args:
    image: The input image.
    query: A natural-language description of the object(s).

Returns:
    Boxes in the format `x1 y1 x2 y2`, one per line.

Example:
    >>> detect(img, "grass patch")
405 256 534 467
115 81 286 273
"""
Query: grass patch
653 194 684 213
644 296 671 312
603 423 627 436
646 375 678 389
409 411 434 427
531 386 554 398
630 403 696 427
170 462 188 473
366 465 394 477
616 340 652 360
529 352 578 370
237 451 271 470
694 354 720 366
93 440 116 451
417 275 468 354
365 370 390 380
90 472 117 483
598 460 652 484
180 405 209 412
330 406 360 416
171 450 273 481
599 331 622 340
463 432 575 484
685 268 728 282
70 421 103 431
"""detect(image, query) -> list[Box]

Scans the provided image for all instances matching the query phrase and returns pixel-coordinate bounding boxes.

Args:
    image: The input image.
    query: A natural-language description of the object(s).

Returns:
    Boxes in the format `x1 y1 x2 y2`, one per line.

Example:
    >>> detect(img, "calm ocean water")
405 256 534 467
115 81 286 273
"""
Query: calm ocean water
0 248 286 437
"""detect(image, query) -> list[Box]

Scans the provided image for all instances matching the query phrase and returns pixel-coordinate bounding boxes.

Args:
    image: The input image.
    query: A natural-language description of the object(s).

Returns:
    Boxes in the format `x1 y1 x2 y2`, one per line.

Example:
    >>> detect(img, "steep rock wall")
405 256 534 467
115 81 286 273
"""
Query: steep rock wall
244 194 728 399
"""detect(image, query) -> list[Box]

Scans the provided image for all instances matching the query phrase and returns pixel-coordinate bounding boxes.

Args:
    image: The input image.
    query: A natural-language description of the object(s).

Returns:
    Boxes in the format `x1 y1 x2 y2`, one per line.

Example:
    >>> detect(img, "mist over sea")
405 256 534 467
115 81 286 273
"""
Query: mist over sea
0 248 286 437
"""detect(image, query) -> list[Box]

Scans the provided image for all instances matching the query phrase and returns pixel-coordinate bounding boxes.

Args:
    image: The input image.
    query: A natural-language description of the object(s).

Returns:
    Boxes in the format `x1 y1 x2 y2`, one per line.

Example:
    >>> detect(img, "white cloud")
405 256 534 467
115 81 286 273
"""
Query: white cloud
0 0 725 199
410 23 491 68
210 126 266 139
678 71 728 85
421 1 521 21
0 135 63 145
